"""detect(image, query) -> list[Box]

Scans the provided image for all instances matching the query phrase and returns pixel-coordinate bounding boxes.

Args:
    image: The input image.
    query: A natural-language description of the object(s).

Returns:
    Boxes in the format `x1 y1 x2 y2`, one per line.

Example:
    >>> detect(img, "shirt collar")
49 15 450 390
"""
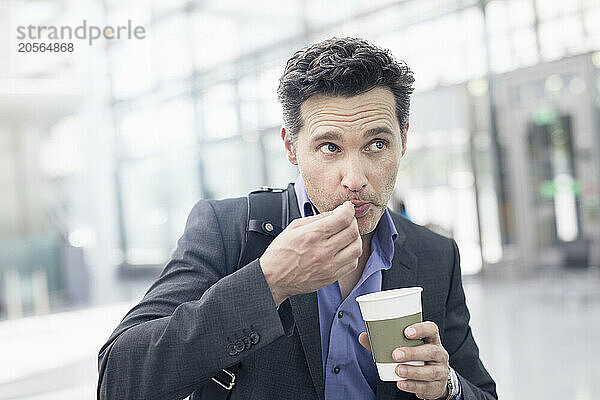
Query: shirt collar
293 174 398 260
374 206 399 263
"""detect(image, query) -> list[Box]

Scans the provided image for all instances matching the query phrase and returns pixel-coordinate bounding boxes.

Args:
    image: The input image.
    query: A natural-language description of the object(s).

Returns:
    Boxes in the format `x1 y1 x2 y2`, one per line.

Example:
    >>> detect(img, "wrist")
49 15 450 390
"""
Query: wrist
435 386 449 400
431 367 460 400
259 256 287 307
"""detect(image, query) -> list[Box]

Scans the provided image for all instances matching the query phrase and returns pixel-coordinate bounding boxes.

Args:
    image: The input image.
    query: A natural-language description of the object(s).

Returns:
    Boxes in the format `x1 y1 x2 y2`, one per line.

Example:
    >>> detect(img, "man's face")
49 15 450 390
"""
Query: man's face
282 86 406 236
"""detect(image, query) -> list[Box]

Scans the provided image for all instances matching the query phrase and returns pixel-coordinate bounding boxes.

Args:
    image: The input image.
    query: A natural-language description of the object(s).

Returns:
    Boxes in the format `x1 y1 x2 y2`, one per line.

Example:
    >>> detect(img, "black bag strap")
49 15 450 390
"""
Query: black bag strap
202 186 288 400
237 186 288 268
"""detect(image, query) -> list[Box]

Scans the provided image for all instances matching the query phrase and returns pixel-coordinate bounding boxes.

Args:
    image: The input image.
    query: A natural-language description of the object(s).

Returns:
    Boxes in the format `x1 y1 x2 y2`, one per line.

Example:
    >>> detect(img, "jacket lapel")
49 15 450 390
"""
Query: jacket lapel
377 213 419 400
286 184 325 400
381 215 418 291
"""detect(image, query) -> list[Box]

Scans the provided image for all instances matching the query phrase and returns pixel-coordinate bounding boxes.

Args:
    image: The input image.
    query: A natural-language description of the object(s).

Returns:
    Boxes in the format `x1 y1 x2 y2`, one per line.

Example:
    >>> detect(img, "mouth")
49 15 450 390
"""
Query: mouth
350 201 371 218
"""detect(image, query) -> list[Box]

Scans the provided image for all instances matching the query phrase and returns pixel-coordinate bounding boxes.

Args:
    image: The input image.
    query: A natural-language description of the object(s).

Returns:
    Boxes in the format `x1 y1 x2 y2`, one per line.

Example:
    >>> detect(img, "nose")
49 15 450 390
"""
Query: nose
340 158 368 193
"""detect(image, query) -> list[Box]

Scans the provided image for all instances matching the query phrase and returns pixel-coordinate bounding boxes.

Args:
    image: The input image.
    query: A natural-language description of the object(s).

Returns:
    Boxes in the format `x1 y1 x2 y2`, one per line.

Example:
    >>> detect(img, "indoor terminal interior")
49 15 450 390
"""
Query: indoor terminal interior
1 0 599 399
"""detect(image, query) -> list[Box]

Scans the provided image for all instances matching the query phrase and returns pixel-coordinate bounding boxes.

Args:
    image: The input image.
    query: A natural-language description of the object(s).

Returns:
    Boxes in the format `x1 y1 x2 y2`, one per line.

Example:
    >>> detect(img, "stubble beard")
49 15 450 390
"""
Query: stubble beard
302 173 397 236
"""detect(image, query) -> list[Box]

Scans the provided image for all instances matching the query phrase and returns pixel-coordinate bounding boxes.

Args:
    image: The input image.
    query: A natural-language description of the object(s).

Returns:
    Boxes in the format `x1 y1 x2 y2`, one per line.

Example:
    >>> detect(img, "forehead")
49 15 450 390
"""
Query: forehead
299 86 398 135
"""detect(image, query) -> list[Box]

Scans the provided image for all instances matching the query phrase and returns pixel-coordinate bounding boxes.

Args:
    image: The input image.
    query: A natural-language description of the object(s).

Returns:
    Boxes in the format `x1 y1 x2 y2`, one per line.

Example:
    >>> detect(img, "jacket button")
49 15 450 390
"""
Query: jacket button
250 332 260 345
337 311 344 319
243 336 252 349
234 340 245 352
334 366 340 374
227 344 237 356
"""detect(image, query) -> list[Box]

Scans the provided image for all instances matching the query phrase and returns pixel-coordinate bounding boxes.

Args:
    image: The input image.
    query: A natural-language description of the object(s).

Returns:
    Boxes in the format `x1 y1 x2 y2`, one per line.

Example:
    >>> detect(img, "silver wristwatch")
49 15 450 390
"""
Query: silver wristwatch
445 367 460 400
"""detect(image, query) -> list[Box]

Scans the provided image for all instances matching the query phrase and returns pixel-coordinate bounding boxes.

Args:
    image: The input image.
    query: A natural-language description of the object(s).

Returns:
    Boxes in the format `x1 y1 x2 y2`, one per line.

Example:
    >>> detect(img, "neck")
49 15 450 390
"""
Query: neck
338 231 375 299
357 231 375 272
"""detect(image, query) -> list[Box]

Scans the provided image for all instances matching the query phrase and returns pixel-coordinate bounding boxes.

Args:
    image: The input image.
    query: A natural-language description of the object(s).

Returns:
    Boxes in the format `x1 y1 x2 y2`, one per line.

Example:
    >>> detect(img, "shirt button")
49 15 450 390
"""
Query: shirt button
333 366 340 374
337 311 344 319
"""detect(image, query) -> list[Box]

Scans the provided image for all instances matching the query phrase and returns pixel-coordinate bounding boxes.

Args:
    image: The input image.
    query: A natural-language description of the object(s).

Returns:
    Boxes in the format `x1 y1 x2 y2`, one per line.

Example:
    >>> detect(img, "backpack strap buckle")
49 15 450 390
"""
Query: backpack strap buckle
211 368 236 391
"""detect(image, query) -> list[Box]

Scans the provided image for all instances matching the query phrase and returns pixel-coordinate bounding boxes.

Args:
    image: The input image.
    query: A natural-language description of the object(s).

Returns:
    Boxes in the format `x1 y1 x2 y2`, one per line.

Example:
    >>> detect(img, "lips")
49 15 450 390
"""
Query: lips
351 201 371 218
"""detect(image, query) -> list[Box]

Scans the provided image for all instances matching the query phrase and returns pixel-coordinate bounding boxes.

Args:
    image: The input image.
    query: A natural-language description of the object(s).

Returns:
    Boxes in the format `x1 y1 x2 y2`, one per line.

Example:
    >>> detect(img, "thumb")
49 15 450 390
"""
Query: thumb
358 332 371 352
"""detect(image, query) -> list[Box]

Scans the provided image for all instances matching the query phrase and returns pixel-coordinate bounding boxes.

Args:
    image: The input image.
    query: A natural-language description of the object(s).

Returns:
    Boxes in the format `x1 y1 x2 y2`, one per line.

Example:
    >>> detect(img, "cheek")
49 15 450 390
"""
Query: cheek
366 151 400 179
367 156 400 203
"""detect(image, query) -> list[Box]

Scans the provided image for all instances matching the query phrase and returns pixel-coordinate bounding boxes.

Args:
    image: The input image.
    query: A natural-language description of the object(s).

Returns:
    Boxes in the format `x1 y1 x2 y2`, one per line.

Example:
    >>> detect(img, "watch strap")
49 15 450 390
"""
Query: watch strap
445 367 460 400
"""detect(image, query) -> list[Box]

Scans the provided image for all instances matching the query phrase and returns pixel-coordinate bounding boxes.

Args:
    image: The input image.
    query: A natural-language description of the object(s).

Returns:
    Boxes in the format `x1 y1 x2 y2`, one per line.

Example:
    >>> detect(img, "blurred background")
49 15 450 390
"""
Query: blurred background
1 0 600 399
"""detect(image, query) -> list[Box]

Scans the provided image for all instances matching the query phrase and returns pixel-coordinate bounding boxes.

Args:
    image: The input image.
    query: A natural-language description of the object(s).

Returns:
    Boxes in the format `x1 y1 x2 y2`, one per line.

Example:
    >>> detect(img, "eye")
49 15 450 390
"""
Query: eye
367 140 387 152
319 143 339 154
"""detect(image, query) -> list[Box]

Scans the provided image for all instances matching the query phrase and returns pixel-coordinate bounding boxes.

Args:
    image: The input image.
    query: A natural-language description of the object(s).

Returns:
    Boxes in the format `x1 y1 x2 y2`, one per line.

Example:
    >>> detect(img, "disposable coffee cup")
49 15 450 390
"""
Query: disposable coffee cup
356 287 424 381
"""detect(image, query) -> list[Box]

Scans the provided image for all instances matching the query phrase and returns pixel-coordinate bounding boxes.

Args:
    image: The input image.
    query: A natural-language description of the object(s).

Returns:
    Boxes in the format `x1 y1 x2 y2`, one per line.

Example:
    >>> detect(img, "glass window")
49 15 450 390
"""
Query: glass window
535 0 581 20
40 115 84 177
538 16 584 60
264 131 298 187
306 0 364 29
110 40 156 99
256 65 284 127
201 139 263 199
191 13 238 70
584 7 600 50
506 0 535 28
119 98 195 158
201 84 239 139
512 27 539 68
380 6 485 90
398 127 482 274
151 14 192 81
119 151 201 266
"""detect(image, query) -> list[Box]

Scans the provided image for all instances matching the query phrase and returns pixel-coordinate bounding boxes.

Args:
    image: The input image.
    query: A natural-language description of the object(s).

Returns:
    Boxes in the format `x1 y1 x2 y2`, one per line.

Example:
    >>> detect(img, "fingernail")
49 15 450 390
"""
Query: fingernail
393 349 405 361
397 366 407 376
399 382 407 389
405 327 416 337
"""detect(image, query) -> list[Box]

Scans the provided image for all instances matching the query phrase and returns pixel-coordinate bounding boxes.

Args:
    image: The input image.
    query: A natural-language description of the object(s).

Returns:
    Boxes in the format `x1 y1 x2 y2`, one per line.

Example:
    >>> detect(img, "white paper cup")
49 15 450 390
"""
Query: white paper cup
356 287 424 381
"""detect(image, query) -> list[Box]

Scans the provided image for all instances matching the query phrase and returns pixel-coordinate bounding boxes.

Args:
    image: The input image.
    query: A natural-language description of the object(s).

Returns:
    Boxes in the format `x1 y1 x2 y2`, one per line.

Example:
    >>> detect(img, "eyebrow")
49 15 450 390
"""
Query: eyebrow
310 127 395 143
364 127 395 138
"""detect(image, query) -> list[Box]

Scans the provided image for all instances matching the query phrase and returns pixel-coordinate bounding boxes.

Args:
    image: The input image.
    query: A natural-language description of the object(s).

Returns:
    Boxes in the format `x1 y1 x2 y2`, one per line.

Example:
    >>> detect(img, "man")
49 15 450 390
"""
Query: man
98 37 497 400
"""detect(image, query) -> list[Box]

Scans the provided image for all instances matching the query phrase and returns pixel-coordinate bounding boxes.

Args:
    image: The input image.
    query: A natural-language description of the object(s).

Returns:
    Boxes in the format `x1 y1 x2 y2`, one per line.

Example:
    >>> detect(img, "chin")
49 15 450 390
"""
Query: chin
357 207 384 236
357 216 377 236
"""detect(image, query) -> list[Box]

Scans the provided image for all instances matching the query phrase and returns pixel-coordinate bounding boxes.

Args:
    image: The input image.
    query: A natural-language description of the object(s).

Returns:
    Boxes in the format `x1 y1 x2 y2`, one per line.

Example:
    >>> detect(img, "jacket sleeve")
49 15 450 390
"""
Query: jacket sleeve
97 200 293 400
443 239 498 400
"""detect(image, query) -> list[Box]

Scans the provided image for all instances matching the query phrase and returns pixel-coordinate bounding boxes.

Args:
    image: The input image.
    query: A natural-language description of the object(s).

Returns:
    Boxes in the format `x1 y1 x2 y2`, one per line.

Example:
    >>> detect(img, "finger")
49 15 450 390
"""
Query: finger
393 344 448 364
358 332 371 352
358 331 371 351
310 201 355 236
397 379 443 398
404 321 441 344
395 363 448 382
325 217 360 251
331 241 362 275
333 259 359 281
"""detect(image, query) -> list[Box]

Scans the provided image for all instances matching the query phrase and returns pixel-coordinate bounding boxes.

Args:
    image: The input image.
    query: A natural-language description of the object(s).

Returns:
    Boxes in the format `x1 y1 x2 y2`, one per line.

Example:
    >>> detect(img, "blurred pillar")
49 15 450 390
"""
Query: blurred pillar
32 269 50 315
4 268 23 319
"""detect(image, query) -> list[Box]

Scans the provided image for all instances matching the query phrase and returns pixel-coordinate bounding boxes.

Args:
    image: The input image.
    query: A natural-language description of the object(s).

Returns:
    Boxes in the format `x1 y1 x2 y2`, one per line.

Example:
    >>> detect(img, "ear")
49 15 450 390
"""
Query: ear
401 122 409 157
281 126 298 165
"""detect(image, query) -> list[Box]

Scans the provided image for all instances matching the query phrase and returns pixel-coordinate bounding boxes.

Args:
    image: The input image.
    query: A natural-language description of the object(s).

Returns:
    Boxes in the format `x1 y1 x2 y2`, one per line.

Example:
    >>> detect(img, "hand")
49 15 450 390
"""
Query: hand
259 201 362 306
358 321 450 400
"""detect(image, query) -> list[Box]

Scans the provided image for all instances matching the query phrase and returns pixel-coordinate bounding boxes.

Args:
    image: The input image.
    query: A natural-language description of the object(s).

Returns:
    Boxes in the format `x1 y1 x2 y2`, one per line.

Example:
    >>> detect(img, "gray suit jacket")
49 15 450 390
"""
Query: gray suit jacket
98 184 497 399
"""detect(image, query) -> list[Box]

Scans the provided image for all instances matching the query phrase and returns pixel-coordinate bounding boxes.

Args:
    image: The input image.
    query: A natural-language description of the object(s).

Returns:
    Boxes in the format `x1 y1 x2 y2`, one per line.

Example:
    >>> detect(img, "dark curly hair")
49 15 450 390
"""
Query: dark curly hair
277 37 415 144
